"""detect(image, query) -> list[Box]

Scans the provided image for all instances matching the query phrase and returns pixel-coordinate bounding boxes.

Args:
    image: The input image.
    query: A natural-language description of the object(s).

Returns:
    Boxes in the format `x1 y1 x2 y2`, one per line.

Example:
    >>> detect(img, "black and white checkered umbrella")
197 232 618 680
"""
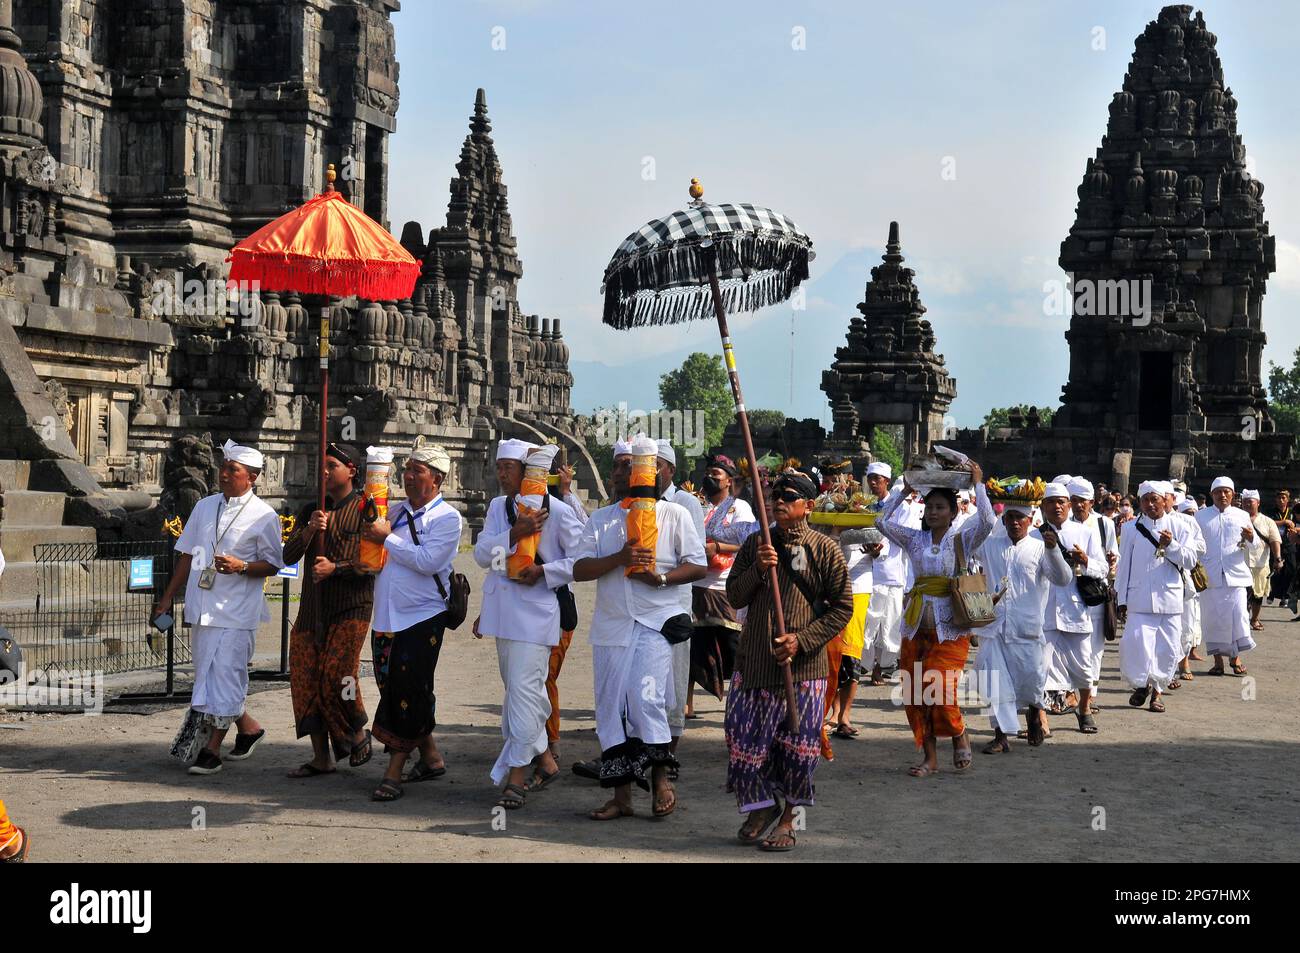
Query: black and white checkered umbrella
598 178 816 732
601 185 814 329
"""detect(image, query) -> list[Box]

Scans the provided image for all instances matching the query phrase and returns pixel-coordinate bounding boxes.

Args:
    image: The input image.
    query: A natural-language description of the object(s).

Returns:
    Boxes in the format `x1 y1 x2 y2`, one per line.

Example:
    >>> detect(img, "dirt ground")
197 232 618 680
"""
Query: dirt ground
2 553 1298 863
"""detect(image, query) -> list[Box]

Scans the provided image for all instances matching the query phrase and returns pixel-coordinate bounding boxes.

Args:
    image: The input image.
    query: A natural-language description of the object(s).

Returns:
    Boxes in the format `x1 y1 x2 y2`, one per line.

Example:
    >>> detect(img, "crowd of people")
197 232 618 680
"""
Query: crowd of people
132 434 1287 856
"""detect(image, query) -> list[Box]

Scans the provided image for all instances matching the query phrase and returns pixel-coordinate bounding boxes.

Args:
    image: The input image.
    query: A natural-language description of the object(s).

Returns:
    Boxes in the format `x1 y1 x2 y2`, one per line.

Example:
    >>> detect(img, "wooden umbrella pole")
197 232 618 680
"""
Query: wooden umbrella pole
314 303 329 641
706 261 800 735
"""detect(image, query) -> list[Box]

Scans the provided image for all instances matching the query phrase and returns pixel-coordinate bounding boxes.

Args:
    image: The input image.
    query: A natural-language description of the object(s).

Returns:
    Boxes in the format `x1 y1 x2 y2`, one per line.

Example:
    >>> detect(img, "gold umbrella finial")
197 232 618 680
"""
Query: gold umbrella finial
689 177 704 201
326 163 337 192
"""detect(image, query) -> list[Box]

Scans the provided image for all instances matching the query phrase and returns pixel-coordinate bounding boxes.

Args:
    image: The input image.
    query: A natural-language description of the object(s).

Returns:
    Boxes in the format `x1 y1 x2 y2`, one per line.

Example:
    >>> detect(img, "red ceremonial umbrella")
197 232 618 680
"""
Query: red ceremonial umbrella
226 164 419 636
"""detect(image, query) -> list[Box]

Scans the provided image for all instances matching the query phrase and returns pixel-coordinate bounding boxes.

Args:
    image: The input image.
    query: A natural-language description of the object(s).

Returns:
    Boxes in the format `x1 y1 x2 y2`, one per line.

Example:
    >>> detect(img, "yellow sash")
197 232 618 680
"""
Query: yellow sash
904 575 952 628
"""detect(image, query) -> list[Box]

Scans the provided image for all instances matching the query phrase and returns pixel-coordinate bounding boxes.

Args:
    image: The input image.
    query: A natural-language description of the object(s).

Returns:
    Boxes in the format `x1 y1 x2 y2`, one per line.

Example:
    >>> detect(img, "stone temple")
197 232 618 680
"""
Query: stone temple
0 0 597 603
947 4 1291 491
731 4 1292 494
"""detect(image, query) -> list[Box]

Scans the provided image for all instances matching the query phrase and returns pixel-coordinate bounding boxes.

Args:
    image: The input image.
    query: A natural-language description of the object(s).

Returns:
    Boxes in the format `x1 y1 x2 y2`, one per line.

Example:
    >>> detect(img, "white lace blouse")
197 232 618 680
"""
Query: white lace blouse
877 482 996 643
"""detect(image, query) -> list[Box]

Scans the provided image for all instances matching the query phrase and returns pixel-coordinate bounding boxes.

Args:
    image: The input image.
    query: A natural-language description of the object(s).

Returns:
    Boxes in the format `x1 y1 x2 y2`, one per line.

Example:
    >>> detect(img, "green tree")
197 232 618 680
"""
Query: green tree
746 409 787 434
870 426 904 476
659 352 735 463
982 404 1055 430
1267 347 1300 434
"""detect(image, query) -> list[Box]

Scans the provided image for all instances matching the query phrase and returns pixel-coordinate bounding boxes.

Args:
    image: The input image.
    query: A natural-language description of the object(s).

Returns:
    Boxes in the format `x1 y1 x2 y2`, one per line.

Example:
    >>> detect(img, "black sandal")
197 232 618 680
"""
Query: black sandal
1128 686 1150 707
371 778 403 802
1077 712 1099 734
405 760 447 782
348 730 373 768
287 762 336 778
497 783 527 810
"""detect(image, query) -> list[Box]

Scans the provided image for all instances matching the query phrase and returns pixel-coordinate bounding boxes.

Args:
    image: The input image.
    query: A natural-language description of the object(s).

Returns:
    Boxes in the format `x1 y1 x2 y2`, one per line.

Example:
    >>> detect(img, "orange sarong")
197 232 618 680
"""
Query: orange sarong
899 629 970 747
820 634 846 760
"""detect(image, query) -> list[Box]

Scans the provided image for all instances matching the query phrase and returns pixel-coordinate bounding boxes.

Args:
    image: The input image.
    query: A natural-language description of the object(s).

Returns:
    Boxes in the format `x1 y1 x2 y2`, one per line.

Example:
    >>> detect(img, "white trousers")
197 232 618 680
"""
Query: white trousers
1087 605 1107 690
863 585 903 668
976 633 1045 733
1044 627 1095 693
593 622 675 754
667 639 690 737
491 638 552 785
1119 611 1181 692
1181 593 1202 655
1200 586 1255 657
190 625 255 720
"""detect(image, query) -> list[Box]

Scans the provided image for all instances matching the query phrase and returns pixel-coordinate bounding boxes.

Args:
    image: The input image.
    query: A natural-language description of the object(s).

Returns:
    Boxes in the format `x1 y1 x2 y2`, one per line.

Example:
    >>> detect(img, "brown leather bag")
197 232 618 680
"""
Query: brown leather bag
950 534 997 629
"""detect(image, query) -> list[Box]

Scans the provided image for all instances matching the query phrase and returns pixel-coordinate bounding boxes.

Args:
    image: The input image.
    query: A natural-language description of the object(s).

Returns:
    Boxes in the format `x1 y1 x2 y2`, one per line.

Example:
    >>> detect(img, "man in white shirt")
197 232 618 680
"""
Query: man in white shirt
977 501 1073 751
362 440 462 802
655 439 706 758
573 435 706 821
690 453 754 704
1116 481 1204 712
862 463 906 686
1039 482 1108 733
1173 496 1205 682
1069 476 1119 706
951 490 974 530
154 439 284 775
473 440 583 809
546 462 589 765
1197 476 1264 676
1242 489 1282 632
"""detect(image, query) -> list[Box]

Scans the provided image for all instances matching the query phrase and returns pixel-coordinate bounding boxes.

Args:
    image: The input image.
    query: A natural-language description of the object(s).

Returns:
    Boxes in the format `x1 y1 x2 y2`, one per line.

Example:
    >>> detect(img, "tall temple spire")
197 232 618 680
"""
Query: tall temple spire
1055 3 1280 476
445 87 513 244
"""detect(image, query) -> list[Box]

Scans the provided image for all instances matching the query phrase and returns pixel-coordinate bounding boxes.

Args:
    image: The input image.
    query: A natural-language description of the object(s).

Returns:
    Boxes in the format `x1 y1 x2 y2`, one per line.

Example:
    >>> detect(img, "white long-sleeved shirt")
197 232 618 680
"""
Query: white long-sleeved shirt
978 531 1073 640
876 483 996 643
1114 511 1204 614
373 495 462 632
473 493 584 646
577 499 706 648
174 489 284 629
662 483 706 613
1196 504 1264 588
1037 518 1107 633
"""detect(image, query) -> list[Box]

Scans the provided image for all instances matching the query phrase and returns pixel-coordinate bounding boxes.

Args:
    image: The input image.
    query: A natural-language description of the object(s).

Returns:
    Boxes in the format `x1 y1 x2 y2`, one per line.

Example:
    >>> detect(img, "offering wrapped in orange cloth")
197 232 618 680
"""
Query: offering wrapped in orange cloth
507 443 558 579
358 445 395 574
623 434 659 576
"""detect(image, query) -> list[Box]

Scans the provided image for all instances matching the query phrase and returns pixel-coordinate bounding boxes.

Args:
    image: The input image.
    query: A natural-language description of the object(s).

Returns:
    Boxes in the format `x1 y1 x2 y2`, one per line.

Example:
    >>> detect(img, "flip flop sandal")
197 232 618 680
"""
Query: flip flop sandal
1077 712 1099 734
348 729 373 768
287 762 336 778
371 778 403 802
1129 687 1150 707
982 738 1011 754
1231 664 1249 676
653 785 677 818
525 767 560 792
589 799 633 821
1204 668 1226 677
1166 679 1182 690
907 764 937 777
833 725 856 739
1148 699 1166 713
1180 672 1195 681
758 830 796 852
737 805 783 844
406 760 447 782
497 783 528 810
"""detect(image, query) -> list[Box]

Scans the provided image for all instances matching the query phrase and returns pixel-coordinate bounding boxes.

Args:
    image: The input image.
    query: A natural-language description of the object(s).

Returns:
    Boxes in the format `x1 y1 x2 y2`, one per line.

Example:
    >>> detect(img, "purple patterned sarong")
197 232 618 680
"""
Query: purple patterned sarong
724 670 827 813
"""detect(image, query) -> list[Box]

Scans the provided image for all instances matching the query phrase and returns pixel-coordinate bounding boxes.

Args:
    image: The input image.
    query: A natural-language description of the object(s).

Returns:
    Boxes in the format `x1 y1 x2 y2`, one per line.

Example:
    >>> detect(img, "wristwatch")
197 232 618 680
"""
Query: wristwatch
656 572 668 588
238 561 249 575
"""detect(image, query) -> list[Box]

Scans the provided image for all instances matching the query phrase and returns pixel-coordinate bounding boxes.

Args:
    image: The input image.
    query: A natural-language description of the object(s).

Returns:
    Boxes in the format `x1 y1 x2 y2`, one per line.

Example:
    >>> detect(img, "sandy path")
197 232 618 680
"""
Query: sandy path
2 554 1298 862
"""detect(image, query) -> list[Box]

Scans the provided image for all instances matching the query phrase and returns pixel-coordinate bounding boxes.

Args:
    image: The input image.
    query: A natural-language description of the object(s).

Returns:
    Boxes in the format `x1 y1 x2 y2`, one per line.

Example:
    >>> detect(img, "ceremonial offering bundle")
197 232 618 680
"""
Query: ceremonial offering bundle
359 445 395 574
624 434 659 576
809 482 880 527
508 444 559 579
984 475 1046 505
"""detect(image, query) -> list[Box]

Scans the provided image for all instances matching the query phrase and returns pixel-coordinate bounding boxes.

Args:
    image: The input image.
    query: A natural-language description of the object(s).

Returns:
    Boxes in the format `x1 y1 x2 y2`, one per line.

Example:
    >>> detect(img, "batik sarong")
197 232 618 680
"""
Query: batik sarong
725 670 827 813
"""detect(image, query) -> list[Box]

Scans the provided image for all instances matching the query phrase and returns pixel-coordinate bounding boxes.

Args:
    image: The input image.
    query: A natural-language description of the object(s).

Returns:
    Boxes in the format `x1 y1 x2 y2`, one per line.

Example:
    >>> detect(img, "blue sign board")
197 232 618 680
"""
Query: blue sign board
278 561 300 579
128 557 154 590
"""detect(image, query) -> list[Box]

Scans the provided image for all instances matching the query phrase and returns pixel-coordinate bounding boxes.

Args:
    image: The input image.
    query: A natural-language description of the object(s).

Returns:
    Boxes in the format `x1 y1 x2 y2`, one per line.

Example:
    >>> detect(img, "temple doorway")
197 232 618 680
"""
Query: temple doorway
1138 351 1173 431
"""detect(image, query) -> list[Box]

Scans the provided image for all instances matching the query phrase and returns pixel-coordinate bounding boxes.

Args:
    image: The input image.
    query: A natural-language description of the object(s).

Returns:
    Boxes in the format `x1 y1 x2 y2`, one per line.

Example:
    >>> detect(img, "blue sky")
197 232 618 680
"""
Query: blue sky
387 0 1300 428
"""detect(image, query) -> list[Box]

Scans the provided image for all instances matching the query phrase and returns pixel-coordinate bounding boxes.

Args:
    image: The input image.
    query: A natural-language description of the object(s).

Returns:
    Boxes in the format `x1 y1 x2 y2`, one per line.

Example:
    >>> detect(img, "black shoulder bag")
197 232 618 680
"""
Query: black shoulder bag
774 535 828 619
505 494 579 631
403 501 470 630
1095 518 1119 641
1073 521 1110 607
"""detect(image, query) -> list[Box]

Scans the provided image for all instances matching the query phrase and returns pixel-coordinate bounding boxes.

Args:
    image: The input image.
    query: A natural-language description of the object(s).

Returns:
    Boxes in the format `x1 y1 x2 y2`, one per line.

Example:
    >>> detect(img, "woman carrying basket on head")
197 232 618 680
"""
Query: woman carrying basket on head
876 459 995 777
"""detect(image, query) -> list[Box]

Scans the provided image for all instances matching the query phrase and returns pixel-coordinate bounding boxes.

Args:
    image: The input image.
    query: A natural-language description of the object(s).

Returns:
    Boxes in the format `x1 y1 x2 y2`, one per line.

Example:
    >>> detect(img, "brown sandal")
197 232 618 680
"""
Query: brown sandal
590 798 633 821
737 804 783 843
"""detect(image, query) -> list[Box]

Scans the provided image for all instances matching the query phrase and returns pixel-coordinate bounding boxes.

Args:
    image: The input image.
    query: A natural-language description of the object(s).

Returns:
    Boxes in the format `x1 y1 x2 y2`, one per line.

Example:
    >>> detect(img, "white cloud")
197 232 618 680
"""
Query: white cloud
1275 240 1300 290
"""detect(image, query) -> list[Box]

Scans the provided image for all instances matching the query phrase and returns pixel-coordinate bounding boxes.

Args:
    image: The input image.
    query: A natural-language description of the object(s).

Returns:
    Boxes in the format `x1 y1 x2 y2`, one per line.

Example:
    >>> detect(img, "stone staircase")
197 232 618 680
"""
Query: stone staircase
0 460 96 610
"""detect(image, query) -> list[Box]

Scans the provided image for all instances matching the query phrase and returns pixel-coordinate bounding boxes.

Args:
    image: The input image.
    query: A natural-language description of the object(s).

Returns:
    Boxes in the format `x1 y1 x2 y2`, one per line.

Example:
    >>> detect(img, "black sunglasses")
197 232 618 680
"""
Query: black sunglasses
773 489 805 504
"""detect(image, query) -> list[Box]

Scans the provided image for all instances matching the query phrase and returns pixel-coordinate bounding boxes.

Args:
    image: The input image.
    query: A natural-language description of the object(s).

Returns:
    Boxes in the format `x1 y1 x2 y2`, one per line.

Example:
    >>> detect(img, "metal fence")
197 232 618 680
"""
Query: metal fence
8 540 189 678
